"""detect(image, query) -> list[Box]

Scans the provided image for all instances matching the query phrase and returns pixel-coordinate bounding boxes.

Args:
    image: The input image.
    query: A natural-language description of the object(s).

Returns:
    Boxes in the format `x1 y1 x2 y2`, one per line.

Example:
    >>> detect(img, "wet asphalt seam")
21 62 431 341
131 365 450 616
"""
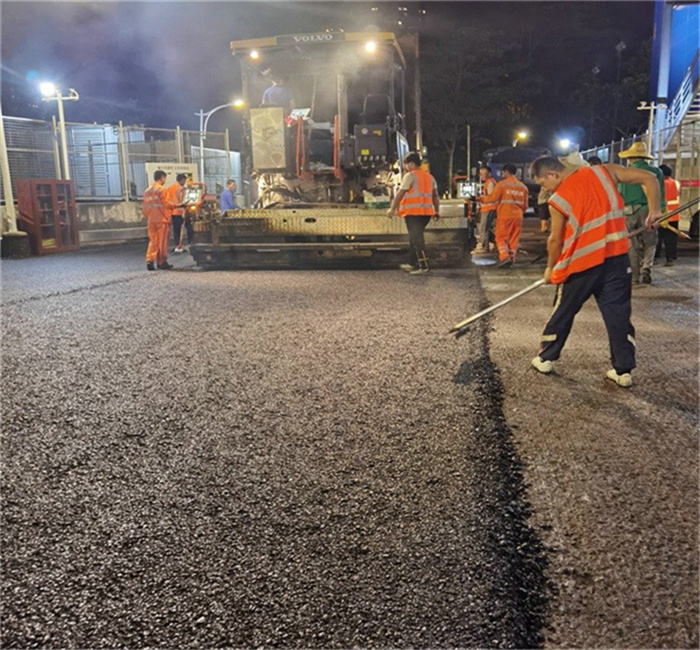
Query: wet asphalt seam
2 276 142 307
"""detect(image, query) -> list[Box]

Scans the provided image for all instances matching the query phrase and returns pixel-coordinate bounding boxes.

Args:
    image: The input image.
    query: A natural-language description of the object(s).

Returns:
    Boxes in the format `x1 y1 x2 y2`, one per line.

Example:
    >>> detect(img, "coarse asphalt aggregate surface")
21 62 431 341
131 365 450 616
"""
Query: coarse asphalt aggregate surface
2 245 547 648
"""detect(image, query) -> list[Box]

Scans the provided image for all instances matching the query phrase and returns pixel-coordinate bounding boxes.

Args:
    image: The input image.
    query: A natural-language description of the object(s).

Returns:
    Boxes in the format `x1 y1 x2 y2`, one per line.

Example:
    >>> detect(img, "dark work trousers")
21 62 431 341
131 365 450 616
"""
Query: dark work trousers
538 254 636 374
404 215 431 266
171 215 194 248
183 215 194 246
171 215 184 248
655 224 678 262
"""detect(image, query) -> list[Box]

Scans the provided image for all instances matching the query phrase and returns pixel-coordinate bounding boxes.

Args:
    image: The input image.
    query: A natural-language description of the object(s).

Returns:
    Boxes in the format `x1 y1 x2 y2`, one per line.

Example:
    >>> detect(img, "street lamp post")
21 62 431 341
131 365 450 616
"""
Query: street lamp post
40 83 79 181
637 101 662 158
512 130 528 147
195 100 243 184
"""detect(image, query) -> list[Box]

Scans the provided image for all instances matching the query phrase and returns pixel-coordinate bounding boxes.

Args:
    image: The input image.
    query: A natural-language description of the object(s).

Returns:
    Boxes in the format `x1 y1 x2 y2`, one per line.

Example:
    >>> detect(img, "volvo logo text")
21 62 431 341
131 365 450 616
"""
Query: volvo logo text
293 34 335 43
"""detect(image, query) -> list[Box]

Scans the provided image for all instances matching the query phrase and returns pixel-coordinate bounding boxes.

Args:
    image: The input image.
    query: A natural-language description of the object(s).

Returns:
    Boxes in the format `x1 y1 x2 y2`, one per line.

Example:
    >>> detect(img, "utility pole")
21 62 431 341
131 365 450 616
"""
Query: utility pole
466 124 471 180
414 31 422 153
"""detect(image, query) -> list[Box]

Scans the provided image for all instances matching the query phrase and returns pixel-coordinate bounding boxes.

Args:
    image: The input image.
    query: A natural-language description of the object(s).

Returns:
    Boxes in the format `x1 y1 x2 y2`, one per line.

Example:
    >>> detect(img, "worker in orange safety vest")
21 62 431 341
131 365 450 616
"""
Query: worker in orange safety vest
529 155 661 388
655 164 682 266
166 173 188 254
143 170 173 271
387 152 440 275
474 165 498 253
478 162 529 268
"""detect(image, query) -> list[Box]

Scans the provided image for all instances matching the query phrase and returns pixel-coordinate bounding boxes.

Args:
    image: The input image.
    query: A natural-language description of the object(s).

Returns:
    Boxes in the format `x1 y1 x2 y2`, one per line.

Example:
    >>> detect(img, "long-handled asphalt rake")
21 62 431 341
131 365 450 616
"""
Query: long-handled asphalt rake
450 197 700 338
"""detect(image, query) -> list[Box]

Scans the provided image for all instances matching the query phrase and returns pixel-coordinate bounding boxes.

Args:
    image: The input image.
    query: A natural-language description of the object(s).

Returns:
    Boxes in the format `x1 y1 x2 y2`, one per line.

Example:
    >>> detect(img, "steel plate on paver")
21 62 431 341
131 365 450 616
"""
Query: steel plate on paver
215 209 467 236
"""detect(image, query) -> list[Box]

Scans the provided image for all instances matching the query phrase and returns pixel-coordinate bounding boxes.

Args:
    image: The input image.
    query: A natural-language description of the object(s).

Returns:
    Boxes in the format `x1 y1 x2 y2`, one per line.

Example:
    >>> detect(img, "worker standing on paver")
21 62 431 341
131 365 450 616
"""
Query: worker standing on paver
617 141 666 284
143 170 173 271
478 163 528 268
387 152 440 275
474 165 497 252
529 156 661 387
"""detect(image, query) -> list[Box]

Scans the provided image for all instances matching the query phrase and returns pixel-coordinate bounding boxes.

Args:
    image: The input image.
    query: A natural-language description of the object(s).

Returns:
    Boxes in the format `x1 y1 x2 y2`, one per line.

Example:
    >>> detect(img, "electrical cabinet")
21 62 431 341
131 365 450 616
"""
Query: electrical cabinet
16 180 79 255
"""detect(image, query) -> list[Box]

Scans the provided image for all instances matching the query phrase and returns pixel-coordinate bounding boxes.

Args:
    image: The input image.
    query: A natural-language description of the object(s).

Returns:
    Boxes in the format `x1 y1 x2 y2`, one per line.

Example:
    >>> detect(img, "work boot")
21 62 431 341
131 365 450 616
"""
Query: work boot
606 369 632 387
641 269 652 284
399 263 417 273
531 356 553 374
664 260 674 267
496 258 512 269
158 262 174 270
147 261 155 271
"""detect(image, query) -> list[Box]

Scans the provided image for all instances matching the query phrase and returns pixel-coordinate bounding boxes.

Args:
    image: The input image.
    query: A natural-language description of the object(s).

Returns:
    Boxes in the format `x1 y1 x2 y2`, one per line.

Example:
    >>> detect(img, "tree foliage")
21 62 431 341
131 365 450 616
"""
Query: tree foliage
421 26 542 191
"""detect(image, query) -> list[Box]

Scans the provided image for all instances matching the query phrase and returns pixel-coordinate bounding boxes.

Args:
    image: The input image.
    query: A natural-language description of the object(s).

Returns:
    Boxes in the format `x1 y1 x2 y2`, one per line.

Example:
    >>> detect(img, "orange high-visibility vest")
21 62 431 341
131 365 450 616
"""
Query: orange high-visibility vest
481 176 528 220
398 170 435 217
548 166 629 285
664 177 681 223
142 184 169 226
166 183 184 218
479 177 497 213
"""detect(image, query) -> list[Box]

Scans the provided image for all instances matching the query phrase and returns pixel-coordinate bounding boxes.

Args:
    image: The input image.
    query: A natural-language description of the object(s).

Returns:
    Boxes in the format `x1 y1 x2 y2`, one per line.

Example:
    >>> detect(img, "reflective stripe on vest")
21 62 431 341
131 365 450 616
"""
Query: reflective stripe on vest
549 166 629 284
143 185 168 222
480 178 496 196
664 177 680 221
399 170 434 216
489 178 528 219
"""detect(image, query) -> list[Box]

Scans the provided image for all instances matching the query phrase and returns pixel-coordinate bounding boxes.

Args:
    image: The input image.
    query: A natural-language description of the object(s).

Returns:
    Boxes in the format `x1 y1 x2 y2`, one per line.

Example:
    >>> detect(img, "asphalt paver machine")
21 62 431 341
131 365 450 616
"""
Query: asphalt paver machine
190 31 468 269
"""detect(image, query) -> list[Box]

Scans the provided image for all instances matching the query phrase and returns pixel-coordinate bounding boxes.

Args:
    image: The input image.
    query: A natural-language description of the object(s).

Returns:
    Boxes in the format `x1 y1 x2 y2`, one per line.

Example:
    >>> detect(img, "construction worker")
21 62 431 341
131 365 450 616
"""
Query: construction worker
220 179 241 212
386 152 440 275
143 170 173 271
529 156 661 387
655 164 681 266
537 186 552 233
478 162 528 268
474 165 497 252
167 173 188 254
261 74 295 113
617 141 666 284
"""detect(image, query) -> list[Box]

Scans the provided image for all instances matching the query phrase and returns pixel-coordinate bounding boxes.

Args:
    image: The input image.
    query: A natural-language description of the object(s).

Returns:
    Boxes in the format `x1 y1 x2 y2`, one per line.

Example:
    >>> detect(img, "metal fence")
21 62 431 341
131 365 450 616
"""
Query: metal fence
580 119 699 173
0 117 241 203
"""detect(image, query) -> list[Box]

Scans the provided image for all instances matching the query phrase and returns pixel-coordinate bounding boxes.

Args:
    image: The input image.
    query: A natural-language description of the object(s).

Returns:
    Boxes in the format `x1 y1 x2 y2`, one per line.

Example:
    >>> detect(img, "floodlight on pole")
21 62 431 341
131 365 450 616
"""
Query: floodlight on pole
40 82 79 180
364 41 377 53
195 100 245 183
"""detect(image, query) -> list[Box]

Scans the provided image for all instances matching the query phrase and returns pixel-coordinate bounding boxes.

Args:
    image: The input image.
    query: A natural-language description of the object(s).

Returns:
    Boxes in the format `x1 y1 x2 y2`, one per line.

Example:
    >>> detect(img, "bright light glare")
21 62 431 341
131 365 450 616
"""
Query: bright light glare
233 98 245 109
250 50 260 60
364 41 377 53
517 131 528 140
559 138 571 149
40 82 57 97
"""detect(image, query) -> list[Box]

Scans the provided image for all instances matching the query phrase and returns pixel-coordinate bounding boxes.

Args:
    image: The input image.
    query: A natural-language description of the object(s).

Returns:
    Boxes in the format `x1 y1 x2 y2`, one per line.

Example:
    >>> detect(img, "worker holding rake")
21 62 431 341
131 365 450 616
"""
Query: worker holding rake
529 156 661 388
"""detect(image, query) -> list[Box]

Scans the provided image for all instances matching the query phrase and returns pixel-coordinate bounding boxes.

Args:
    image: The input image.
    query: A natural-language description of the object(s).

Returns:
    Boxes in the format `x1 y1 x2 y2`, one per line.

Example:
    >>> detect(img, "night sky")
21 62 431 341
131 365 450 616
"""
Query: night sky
1 1 655 150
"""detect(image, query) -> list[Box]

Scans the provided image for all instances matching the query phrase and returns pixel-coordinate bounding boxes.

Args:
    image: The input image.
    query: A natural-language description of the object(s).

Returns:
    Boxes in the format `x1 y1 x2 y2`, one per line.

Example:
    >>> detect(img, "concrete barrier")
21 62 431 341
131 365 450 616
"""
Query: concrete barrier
76 201 147 245
79 227 147 244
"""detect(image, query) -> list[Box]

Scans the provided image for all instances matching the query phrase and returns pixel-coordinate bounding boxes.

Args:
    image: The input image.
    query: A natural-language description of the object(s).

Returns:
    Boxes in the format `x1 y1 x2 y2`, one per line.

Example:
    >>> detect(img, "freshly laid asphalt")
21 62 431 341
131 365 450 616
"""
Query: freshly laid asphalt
2 245 545 648
479 220 698 648
2 219 698 648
